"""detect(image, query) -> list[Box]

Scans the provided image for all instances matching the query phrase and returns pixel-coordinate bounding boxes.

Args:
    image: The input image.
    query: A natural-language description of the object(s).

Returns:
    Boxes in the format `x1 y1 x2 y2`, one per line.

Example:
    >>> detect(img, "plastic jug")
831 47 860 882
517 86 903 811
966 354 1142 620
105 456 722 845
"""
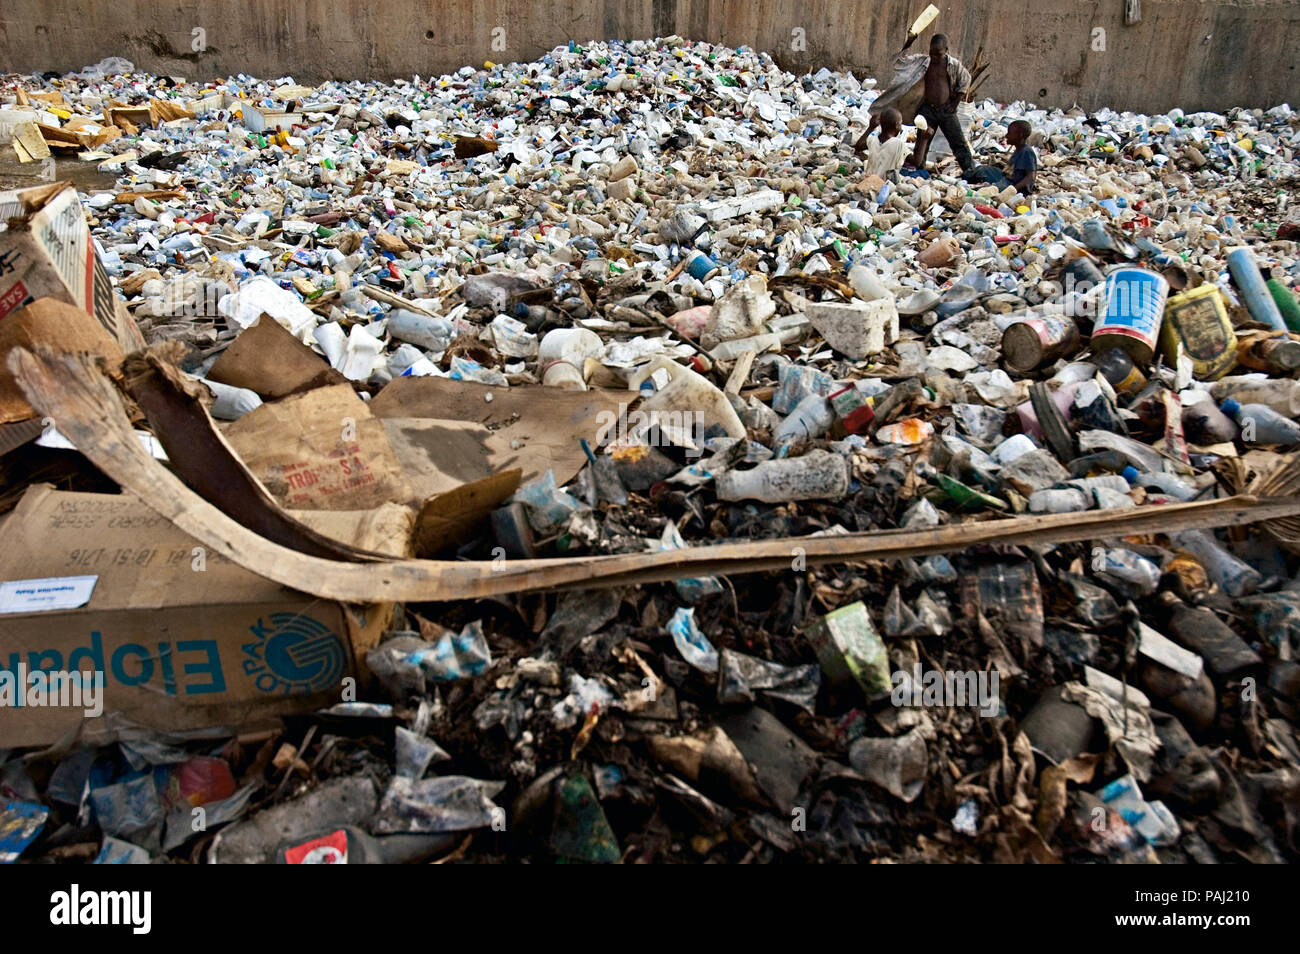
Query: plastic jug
538 327 603 390
628 356 746 443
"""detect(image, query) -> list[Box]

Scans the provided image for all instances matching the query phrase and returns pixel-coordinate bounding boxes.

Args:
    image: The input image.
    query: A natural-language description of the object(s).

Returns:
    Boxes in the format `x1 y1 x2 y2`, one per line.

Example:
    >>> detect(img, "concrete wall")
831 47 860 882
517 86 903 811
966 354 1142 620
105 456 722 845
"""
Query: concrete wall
1 1 1297 114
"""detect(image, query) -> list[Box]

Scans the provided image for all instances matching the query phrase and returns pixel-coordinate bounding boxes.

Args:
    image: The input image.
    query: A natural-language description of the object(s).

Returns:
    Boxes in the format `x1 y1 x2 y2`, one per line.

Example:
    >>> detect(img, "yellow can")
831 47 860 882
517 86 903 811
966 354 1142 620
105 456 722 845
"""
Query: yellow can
1161 284 1238 380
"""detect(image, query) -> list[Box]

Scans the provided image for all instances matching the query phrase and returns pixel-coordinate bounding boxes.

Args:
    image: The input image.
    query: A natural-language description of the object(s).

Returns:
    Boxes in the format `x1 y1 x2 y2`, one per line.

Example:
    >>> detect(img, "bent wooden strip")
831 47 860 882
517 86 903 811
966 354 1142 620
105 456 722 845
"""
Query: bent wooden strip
13 346 1300 603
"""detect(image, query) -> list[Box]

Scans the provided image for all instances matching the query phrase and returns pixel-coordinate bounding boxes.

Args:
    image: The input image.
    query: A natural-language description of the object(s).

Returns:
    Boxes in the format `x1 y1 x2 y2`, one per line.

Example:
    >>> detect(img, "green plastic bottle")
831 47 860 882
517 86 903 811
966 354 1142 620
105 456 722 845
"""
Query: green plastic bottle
1267 278 1300 333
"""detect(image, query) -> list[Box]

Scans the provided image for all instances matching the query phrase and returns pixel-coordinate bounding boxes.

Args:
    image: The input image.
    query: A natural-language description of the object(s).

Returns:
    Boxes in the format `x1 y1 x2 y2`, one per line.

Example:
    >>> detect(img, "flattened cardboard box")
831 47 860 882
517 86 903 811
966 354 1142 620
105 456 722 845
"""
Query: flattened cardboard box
0 182 144 353
0 485 392 748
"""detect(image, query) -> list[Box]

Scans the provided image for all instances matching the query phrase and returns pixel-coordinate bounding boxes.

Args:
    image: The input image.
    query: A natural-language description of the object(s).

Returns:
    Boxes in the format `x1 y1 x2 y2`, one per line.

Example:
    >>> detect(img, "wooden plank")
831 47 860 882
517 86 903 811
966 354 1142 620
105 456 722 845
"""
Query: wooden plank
14 345 1300 603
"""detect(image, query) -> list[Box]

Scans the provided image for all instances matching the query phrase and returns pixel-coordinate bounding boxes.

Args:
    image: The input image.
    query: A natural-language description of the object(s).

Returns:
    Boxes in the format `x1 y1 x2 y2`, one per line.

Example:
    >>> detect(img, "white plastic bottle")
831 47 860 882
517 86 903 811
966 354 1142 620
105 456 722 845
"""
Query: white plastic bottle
773 394 833 449
386 309 454 353
715 450 849 502
1211 376 1300 417
848 264 891 302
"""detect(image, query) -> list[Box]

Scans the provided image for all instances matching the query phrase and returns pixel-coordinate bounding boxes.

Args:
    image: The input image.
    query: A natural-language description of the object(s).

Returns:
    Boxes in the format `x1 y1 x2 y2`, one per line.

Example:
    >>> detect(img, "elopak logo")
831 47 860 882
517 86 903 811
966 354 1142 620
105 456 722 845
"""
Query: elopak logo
49 885 151 934
241 613 345 694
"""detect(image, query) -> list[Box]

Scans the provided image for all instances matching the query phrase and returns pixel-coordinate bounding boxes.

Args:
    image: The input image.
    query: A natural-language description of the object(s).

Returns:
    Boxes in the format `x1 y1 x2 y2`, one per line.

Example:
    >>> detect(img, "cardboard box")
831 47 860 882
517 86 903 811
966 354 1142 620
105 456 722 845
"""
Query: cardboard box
0 182 144 354
222 384 415 511
0 297 125 423
0 485 392 748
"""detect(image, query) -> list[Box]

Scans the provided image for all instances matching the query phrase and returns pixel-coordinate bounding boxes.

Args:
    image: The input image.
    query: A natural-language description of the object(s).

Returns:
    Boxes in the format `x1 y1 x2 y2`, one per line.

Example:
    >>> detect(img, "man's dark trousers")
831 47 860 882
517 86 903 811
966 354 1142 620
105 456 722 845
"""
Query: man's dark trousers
917 101 975 173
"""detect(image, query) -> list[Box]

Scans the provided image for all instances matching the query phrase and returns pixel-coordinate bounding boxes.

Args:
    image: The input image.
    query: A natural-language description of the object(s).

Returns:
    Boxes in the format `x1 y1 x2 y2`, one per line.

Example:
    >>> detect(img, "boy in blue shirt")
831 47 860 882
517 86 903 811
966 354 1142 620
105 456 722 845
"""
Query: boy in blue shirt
969 120 1039 194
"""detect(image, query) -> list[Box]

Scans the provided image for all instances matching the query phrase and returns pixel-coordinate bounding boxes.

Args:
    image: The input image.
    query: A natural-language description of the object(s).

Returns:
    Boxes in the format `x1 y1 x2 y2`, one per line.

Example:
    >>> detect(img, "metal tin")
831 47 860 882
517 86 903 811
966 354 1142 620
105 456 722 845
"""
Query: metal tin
1092 267 1169 364
1002 314 1081 372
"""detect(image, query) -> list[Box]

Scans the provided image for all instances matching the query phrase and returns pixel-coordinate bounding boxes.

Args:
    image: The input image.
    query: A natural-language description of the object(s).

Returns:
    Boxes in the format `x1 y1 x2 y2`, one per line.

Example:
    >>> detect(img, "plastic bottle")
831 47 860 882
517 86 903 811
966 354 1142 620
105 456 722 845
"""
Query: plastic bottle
715 450 849 502
629 356 746 440
203 379 263 420
1211 376 1300 417
1120 467 1197 500
1156 591 1261 678
1096 547 1162 595
386 309 454 352
274 826 455 864
1172 530 1262 598
1225 247 1287 330
1029 488 1090 513
773 394 834 450
538 327 603 389
1063 475 1131 495
1181 394 1238 444
1219 398 1300 445
848 264 891 302
708 332 783 361
1265 278 1300 333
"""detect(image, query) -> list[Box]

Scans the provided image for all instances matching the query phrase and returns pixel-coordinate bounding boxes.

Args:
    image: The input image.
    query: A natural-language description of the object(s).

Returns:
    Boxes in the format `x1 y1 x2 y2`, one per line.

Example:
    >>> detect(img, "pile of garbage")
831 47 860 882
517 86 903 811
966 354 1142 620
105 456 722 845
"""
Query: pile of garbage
1 37 1299 863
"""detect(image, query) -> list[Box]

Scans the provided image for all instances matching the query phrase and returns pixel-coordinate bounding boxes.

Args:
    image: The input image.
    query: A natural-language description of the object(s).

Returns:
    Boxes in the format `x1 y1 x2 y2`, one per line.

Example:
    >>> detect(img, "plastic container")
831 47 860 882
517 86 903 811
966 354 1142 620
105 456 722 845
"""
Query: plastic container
848 265 891 302
538 327 603 390
1220 398 1300 445
715 450 849 502
848 730 929 803
1226 247 1286 331
685 250 721 280
1092 267 1169 365
1210 376 1300 417
773 394 834 449
628 356 746 441
919 237 961 268
1160 284 1237 380
1172 530 1262 598
386 309 454 352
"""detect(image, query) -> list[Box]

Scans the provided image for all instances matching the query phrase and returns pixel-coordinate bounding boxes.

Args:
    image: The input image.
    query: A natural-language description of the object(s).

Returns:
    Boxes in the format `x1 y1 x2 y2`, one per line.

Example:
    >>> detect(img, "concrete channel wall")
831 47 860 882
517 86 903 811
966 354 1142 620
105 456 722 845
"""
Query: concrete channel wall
1 1 1297 113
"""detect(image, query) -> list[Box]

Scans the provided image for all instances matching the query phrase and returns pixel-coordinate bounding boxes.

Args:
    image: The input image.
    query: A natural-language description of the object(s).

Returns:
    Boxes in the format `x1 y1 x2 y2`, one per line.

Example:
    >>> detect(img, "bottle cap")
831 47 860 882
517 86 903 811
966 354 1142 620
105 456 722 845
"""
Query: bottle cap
1219 398 1241 417
1121 466 1138 483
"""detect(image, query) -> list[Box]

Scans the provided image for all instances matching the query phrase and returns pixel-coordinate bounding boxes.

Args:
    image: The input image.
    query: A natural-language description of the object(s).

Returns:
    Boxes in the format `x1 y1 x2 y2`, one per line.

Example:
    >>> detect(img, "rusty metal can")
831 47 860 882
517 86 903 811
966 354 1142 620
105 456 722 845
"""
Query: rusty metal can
1001 314 1082 372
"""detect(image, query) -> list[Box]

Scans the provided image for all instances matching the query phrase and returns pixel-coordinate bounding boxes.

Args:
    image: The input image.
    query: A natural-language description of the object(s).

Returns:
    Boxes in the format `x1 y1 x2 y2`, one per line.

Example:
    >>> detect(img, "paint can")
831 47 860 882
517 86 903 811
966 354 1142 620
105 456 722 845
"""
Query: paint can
1091 267 1169 365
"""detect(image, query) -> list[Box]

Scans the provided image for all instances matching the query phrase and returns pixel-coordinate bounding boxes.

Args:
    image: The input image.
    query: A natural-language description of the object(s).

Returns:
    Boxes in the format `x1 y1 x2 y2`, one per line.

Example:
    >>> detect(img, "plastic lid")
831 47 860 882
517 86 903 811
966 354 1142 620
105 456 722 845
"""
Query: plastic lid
1220 397 1241 417
1121 466 1139 484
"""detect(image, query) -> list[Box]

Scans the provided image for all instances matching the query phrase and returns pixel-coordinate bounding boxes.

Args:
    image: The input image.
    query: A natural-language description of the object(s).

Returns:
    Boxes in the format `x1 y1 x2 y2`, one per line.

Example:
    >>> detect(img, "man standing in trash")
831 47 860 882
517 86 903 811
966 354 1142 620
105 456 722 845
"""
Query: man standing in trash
864 33 975 177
